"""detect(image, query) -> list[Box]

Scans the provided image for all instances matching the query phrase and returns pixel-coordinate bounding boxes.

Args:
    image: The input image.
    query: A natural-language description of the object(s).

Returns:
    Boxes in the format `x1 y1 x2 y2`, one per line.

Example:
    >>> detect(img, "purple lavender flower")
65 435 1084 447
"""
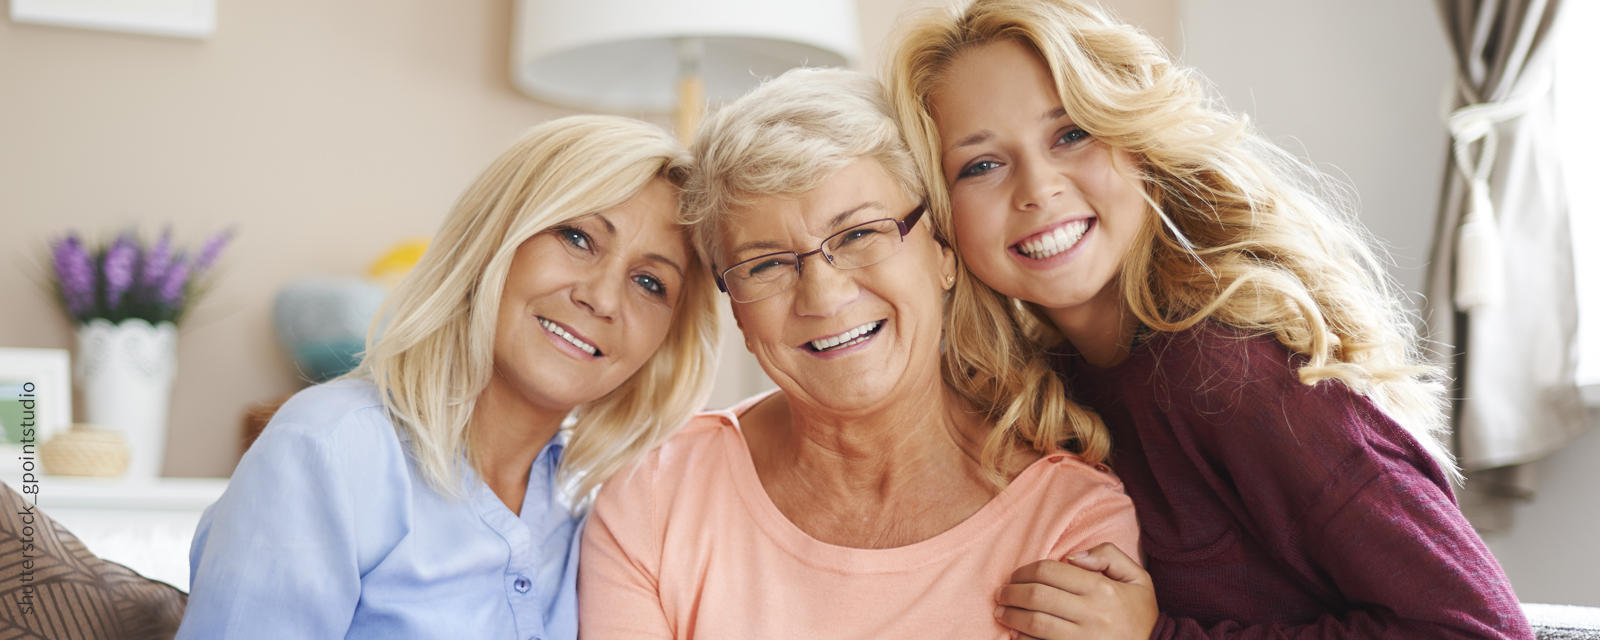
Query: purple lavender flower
158 255 192 308
52 235 96 318
194 228 233 273
142 227 174 291
103 233 138 309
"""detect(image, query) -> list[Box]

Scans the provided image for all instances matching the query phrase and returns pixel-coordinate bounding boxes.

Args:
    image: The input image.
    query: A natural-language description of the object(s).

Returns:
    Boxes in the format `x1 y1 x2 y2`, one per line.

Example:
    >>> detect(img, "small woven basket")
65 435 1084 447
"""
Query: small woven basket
40 427 130 477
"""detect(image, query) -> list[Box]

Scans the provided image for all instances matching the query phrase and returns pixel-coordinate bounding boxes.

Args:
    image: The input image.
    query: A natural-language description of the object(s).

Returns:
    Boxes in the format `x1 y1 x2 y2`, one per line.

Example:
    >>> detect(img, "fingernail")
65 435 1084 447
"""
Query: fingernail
1010 630 1019 639
994 606 1005 618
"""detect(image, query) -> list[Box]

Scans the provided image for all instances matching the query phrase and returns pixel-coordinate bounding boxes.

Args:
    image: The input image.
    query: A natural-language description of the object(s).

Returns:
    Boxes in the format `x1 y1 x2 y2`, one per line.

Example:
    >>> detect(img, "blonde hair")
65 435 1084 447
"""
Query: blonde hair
888 0 1456 475
685 66 1091 484
355 115 720 502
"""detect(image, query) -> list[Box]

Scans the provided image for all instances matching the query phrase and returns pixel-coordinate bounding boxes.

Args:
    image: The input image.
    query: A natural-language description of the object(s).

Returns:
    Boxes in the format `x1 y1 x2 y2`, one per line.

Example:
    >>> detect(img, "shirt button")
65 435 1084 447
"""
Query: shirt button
513 576 531 593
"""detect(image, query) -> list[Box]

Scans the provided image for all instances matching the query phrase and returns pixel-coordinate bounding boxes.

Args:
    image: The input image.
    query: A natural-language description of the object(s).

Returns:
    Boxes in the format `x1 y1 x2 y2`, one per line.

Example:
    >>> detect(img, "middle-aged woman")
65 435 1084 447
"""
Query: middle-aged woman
178 115 719 640
578 68 1139 639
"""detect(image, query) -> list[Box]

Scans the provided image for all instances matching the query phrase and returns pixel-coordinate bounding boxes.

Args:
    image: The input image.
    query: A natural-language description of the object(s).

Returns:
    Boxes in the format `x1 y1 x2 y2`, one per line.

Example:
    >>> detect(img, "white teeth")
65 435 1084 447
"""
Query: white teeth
808 320 882 352
538 318 598 356
1017 220 1090 260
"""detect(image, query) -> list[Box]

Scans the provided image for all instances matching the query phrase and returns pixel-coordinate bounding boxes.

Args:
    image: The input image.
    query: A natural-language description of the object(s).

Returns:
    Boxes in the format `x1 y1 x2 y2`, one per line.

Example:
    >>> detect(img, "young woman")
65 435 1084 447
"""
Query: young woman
888 1 1533 638
177 115 718 640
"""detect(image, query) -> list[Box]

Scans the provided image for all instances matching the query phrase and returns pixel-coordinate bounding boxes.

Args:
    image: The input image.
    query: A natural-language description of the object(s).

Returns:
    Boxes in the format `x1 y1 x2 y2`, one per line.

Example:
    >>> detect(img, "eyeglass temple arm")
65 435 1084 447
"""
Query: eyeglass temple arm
900 204 928 235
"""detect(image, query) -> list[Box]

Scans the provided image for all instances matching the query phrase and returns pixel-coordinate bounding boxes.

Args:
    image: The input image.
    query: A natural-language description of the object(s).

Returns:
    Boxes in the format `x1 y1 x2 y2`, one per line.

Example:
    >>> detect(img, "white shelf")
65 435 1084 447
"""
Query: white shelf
1 475 228 511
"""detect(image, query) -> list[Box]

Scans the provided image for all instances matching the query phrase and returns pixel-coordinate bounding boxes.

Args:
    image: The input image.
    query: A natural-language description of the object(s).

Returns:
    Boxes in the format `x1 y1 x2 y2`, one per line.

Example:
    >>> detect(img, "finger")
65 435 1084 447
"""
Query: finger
996 581 1077 620
995 604 1077 640
1008 559 1101 595
1067 542 1151 586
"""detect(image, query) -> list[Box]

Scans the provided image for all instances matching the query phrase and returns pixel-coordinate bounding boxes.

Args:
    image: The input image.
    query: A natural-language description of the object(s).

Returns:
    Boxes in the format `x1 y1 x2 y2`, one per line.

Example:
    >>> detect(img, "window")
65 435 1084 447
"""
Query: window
1554 1 1600 391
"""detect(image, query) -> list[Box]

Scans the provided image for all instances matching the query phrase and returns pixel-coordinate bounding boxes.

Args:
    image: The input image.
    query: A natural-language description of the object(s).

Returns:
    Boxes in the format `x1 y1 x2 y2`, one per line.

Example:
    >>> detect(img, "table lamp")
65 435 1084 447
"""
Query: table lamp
512 0 862 143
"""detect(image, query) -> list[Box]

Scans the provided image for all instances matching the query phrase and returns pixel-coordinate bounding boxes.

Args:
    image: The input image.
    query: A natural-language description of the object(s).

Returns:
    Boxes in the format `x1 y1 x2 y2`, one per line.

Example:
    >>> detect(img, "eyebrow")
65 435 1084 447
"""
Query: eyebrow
594 213 617 235
727 201 885 260
642 252 685 278
948 107 1071 150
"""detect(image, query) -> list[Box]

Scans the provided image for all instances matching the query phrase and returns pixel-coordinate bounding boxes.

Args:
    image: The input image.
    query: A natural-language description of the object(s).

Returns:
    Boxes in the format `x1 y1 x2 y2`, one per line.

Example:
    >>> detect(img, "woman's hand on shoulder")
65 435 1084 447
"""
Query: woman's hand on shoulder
994 543 1157 640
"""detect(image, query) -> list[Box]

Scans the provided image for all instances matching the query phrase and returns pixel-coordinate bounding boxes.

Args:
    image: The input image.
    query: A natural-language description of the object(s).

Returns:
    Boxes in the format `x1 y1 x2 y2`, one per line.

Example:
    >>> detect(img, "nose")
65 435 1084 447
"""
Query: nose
790 253 858 318
1011 152 1065 212
570 263 623 322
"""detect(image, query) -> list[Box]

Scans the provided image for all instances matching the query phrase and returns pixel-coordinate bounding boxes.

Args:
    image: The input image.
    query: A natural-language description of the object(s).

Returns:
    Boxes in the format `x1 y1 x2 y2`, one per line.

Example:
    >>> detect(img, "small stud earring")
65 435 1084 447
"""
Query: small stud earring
946 275 955 285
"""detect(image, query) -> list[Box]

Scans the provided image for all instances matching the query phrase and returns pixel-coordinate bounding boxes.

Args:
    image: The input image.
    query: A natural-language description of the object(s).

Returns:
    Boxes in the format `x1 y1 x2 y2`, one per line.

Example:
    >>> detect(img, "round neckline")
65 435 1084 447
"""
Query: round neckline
1050 330 1157 377
706 393 1062 575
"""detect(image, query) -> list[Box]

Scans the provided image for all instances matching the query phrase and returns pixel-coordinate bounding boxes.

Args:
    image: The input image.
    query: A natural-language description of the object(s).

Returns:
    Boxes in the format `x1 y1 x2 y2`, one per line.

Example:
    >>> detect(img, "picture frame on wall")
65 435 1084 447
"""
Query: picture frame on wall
9 0 215 40
0 348 71 461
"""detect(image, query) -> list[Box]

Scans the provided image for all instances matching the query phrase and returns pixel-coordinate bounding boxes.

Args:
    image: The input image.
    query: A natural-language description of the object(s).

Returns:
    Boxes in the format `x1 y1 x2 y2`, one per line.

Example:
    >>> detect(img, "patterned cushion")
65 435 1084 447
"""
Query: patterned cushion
0 481 186 640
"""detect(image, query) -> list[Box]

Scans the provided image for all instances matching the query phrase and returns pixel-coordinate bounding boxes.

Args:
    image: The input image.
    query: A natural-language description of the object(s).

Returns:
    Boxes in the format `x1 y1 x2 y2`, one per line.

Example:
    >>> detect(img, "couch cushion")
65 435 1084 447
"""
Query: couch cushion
1527 603 1600 640
0 481 186 640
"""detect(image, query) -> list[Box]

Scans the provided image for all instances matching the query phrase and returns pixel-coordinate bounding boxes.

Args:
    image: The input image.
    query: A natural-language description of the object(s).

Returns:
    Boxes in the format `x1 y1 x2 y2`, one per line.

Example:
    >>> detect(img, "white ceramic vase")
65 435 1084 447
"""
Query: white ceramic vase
76 318 177 479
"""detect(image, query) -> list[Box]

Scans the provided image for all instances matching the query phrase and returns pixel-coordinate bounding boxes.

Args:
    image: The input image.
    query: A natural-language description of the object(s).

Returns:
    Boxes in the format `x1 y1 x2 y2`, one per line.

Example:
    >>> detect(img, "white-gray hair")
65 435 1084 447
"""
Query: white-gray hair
684 67 928 267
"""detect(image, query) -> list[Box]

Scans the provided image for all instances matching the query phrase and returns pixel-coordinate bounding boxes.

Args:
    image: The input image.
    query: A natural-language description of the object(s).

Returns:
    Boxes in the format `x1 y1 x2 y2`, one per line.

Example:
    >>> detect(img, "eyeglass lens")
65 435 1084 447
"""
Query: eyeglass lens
724 218 907 303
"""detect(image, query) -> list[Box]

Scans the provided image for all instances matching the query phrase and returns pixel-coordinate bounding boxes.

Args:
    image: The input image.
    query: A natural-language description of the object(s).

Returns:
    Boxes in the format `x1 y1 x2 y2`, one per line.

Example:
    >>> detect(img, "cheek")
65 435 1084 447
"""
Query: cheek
951 205 1010 280
628 305 678 356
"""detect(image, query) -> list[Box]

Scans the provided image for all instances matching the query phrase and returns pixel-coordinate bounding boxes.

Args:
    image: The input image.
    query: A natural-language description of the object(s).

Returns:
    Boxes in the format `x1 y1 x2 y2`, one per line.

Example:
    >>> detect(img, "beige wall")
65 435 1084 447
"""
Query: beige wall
0 0 1175 477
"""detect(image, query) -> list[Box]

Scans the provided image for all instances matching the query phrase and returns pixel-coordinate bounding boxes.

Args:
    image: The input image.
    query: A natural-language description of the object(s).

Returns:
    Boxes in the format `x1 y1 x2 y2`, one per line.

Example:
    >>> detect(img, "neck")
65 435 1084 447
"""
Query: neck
744 364 1003 548
1044 281 1138 368
471 373 568 515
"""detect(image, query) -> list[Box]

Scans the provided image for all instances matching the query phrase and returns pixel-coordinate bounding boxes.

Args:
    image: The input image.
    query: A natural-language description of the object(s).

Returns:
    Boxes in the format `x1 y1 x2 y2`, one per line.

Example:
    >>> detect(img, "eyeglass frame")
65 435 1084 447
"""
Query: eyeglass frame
713 203 929 303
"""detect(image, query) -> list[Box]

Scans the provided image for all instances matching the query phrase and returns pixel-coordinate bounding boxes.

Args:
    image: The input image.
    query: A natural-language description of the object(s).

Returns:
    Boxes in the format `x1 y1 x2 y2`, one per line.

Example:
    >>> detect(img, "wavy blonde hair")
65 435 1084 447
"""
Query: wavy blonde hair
887 0 1456 475
684 67 1092 484
353 115 719 502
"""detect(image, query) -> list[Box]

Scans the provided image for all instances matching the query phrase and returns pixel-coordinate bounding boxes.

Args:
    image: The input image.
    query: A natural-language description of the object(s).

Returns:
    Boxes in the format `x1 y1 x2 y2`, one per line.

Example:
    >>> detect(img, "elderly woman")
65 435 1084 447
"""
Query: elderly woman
578 68 1139 639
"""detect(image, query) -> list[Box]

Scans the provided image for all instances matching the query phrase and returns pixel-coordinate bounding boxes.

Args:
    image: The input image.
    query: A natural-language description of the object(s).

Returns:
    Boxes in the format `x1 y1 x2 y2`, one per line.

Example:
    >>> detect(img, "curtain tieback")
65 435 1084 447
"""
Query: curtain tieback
1446 71 1552 311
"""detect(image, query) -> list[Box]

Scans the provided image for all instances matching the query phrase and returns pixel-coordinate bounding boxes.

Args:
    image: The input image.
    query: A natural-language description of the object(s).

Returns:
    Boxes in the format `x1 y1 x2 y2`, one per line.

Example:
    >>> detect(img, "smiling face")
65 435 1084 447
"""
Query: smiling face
489 177 689 417
930 39 1148 322
719 158 956 413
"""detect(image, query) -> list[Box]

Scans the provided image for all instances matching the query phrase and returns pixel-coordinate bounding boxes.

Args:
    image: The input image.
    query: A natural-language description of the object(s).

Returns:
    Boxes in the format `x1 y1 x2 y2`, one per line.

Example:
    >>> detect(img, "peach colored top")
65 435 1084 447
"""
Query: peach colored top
579 393 1141 639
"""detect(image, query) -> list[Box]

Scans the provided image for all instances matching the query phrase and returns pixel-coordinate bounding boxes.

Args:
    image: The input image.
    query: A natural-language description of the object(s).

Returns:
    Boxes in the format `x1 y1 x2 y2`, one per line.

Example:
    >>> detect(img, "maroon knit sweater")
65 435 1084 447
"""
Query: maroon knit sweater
1049 323 1532 639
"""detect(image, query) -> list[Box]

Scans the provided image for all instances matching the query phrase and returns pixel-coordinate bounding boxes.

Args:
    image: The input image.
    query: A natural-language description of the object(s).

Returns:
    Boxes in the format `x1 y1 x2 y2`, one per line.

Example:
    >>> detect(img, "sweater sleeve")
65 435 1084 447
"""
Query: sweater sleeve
1146 330 1530 640
579 452 674 640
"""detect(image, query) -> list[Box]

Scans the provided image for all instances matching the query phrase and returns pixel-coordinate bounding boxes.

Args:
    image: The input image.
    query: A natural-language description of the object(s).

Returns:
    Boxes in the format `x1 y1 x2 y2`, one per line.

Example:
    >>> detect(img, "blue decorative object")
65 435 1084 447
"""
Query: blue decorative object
272 278 387 383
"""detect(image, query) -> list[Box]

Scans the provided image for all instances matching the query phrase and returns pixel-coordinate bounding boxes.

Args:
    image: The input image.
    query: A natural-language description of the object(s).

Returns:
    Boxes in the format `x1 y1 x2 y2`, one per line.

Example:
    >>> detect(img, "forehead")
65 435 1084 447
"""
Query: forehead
718 159 906 253
931 39 1062 133
594 178 690 261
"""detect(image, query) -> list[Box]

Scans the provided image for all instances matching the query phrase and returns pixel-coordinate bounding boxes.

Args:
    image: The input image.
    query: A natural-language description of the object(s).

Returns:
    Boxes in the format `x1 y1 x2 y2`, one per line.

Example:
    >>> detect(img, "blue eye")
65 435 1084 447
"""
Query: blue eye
958 159 1001 179
746 256 796 279
836 227 881 246
557 226 592 252
1055 127 1091 146
634 274 666 297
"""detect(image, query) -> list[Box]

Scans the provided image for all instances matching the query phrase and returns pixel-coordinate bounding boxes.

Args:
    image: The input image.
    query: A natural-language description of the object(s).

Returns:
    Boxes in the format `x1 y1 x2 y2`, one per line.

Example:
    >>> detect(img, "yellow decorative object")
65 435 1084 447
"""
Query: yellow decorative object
367 237 430 288
40 426 130 477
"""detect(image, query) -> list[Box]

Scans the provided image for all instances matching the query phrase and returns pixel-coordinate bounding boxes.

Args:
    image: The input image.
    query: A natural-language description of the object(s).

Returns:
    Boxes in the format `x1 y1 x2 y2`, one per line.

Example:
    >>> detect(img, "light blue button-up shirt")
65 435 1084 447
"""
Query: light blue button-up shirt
177 380 582 640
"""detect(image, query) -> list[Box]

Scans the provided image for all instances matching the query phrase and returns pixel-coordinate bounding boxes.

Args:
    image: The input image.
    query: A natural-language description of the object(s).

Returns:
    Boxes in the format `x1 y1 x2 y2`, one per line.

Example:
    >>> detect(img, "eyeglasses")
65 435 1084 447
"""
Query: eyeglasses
715 204 927 303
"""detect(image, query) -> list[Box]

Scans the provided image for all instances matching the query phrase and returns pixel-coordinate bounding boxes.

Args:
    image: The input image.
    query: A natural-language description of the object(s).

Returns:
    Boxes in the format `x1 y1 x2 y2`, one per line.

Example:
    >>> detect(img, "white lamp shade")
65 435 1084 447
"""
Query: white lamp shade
513 0 862 112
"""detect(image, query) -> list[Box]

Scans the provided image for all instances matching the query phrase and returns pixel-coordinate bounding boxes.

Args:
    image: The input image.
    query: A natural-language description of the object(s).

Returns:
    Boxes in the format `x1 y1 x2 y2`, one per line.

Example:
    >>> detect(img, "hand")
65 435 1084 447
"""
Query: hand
993 543 1158 640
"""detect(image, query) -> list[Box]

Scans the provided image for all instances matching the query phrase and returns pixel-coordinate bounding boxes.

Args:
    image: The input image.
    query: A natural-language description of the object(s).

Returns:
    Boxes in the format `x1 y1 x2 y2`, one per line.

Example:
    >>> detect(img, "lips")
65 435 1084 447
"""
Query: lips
1014 219 1091 260
805 320 884 353
537 317 602 357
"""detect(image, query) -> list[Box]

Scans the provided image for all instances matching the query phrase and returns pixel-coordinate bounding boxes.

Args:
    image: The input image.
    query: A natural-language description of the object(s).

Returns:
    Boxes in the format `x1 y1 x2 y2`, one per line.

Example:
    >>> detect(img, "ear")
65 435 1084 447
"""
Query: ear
728 302 755 353
939 244 958 291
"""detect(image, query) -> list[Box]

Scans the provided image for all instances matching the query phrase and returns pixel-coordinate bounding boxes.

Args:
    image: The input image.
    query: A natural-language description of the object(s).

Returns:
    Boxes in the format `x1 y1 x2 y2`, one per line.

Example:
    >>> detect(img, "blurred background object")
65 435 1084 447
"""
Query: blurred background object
512 0 861 143
40 426 130 477
272 278 386 384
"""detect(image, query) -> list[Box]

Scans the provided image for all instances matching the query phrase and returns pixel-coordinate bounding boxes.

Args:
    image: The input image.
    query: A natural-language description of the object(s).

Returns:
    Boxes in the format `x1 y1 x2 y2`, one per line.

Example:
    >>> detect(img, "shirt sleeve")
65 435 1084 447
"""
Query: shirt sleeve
176 410 398 640
1148 332 1531 640
1045 464 1142 565
579 453 674 640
